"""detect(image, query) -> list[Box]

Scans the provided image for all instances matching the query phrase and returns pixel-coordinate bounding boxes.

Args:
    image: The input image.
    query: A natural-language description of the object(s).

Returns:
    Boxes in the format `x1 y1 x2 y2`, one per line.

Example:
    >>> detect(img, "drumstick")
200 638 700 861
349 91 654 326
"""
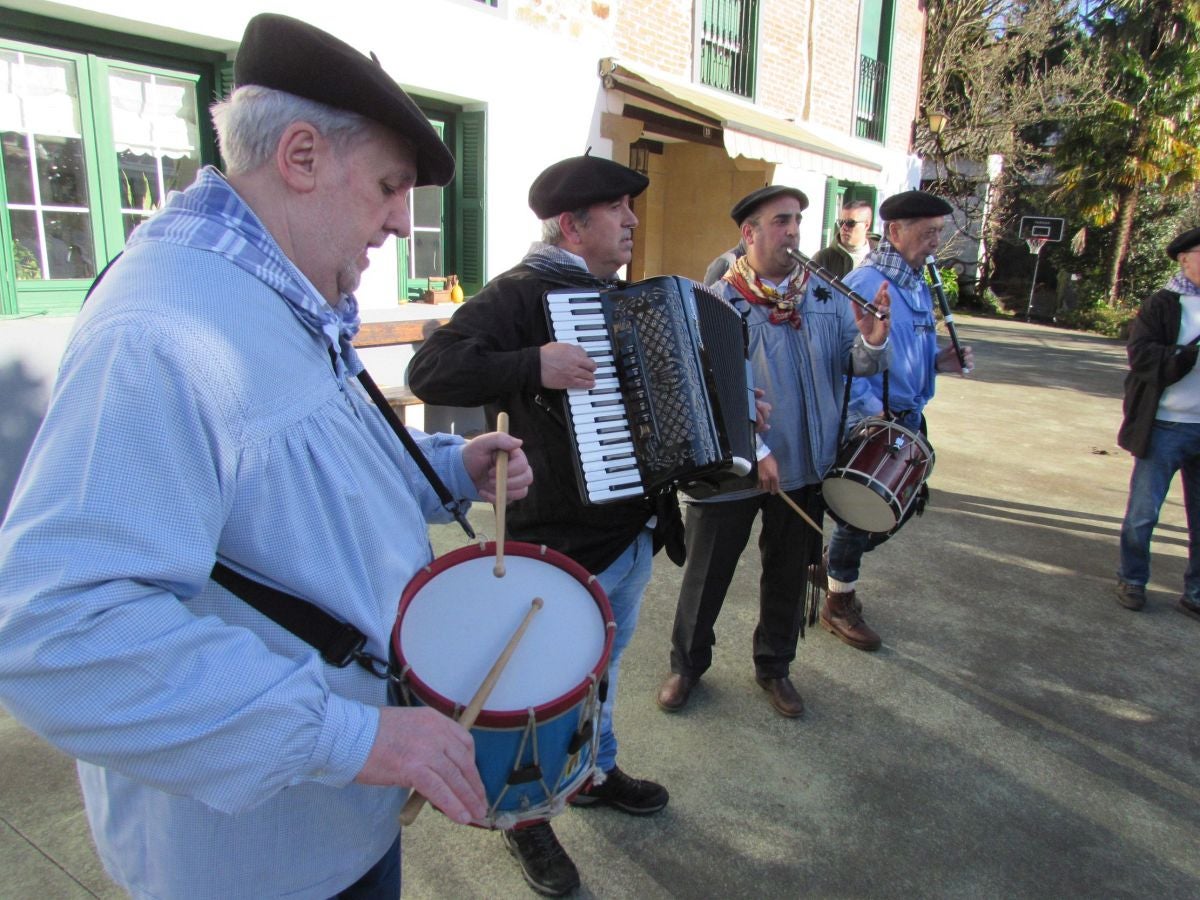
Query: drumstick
399 596 544 827
778 490 824 537
493 411 510 578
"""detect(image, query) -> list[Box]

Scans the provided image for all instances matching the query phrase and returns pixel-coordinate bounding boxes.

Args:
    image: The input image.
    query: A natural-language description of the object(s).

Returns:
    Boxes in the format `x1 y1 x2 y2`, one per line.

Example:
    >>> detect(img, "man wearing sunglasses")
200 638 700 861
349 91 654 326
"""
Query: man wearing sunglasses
812 199 879 279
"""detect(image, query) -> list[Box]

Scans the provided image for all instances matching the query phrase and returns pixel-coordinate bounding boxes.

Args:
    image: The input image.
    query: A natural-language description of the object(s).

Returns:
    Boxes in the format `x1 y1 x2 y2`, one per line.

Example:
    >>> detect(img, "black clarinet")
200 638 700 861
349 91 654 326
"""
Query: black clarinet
786 248 887 321
925 256 970 374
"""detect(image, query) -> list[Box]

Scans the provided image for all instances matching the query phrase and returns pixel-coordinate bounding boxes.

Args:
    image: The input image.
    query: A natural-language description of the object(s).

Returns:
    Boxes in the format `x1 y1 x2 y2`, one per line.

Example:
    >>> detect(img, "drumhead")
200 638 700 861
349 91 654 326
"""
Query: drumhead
394 542 613 722
821 476 898 533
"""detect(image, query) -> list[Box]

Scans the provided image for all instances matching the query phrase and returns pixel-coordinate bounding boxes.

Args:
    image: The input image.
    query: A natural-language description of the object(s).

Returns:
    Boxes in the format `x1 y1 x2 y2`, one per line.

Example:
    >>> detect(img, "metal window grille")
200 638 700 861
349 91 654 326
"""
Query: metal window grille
855 55 888 142
698 0 758 98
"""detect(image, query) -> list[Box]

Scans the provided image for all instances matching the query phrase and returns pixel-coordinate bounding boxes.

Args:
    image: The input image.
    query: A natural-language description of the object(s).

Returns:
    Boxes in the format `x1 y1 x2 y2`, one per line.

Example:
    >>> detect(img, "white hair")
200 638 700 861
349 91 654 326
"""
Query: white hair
210 85 374 175
540 208 591 244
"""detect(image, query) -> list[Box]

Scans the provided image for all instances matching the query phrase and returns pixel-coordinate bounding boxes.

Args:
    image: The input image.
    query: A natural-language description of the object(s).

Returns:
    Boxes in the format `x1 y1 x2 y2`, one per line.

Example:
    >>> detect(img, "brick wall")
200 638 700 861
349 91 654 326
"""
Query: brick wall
612 0 694 79
607 0 924 157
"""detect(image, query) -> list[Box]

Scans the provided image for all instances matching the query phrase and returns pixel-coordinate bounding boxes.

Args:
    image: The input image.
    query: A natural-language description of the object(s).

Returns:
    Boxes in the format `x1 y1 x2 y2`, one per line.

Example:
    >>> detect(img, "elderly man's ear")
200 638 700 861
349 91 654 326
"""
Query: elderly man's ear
276 122 321 191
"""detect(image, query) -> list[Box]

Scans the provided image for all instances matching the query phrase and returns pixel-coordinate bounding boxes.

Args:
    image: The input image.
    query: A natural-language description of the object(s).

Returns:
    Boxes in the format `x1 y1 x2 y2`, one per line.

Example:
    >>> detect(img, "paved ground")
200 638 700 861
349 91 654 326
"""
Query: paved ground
3 314 1199 899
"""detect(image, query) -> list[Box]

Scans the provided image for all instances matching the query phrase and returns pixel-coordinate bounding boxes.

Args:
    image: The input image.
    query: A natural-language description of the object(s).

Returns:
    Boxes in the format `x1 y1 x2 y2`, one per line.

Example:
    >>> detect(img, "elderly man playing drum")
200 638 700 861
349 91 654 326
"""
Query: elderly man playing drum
408 153 673 897
0 15 533 899
820 190 975 651
656 185 890 719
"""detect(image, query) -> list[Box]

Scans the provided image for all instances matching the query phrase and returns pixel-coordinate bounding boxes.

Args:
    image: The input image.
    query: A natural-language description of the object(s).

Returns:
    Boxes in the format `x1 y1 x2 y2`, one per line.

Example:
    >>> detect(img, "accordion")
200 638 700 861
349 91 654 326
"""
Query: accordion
544 275 757 505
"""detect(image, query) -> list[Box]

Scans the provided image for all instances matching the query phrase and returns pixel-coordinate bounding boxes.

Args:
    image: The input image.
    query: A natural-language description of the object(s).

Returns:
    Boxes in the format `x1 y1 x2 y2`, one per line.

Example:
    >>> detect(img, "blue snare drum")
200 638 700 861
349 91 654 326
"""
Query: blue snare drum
392 541 614 829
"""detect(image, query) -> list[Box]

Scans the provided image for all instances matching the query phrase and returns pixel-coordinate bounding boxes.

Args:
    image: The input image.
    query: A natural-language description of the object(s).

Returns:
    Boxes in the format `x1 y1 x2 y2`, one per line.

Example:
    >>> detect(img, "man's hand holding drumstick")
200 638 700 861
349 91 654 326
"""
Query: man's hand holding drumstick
461 425 531 505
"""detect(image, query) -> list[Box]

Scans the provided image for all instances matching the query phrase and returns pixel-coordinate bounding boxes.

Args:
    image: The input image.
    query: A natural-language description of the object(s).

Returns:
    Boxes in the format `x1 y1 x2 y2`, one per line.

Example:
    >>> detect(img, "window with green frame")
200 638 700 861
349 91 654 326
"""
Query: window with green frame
696 0 759 100
855 0 895 143
396 108 486 302
0 20 220 317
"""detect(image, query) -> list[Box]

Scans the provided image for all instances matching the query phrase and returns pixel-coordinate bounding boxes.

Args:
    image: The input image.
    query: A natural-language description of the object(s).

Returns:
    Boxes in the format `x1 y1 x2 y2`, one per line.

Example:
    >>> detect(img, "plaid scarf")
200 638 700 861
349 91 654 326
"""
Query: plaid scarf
520 241 616 288
1167 271 1200 295
864 238 924 293
125 166 363 379
723 254 807 328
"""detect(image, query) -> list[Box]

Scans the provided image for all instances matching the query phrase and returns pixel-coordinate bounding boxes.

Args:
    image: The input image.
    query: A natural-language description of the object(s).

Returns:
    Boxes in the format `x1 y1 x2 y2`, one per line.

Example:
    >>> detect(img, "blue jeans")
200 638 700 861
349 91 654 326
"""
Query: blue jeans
593 528 654 773
331 834 400 899
1118 420 1200 600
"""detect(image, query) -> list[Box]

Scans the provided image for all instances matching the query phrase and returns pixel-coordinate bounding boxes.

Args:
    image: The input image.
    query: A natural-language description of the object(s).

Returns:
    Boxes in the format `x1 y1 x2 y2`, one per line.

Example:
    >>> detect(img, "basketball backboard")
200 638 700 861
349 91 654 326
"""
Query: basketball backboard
1019 216 1065 241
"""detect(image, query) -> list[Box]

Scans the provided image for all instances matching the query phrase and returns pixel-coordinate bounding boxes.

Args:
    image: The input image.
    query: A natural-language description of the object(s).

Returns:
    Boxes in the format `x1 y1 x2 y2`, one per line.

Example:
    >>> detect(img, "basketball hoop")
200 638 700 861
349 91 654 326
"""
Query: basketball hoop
1026 236 1048 256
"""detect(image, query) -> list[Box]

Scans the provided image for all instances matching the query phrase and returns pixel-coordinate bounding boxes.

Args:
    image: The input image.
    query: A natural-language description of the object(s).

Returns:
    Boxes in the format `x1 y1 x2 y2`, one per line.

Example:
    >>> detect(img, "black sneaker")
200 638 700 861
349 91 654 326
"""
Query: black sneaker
568 765 668 815
501 822 580 897
1116 580 1146 610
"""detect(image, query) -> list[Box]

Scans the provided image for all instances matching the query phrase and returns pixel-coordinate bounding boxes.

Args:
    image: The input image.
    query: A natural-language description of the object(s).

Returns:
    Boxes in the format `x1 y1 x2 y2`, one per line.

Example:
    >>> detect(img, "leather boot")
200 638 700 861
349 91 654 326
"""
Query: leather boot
820 589 881 651
656 673 695 712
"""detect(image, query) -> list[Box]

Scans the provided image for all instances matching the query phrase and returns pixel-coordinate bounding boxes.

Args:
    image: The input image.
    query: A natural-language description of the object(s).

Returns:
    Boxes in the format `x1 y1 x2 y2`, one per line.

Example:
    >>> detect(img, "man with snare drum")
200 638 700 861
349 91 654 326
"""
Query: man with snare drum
820 190 975 651
0 15 534 898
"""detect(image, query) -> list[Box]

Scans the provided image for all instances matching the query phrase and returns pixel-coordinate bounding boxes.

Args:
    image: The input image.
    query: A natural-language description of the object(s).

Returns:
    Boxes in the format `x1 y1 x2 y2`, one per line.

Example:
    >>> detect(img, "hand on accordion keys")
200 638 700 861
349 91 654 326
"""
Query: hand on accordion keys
539 342 598 390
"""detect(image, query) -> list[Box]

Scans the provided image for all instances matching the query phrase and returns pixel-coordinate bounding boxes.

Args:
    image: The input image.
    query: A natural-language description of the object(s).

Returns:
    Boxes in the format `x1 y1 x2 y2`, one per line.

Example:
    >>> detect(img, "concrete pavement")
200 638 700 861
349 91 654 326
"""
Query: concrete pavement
3 314 1199 898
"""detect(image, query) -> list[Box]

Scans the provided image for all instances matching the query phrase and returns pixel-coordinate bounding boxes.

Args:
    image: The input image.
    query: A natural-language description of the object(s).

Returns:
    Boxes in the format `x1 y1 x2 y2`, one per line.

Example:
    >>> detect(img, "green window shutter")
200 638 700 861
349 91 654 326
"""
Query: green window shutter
821 177 841 250
859 0 884 60
218 61 235 98
456 110 486 295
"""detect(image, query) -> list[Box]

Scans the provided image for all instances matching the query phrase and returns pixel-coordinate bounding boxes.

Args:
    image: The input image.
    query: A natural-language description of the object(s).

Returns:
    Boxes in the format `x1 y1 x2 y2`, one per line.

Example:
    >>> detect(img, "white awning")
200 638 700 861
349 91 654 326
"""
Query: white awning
600 59 882 183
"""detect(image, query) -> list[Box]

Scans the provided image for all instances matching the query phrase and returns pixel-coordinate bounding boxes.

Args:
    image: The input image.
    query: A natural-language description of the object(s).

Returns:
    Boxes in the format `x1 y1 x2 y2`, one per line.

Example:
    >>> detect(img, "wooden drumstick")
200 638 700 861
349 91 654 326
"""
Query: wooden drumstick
399 596 544 827
779 490 825 537
493 411 510 578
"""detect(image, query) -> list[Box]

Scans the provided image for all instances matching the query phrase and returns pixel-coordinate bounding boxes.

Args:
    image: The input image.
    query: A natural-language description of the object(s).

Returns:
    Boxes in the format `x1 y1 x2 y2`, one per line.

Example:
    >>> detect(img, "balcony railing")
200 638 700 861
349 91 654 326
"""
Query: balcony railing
855 54 888 142
698 0 758 99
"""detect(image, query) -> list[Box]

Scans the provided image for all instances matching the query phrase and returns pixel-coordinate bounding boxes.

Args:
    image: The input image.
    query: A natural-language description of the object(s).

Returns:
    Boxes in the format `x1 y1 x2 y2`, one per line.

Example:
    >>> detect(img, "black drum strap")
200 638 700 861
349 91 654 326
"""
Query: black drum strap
210 562 391 678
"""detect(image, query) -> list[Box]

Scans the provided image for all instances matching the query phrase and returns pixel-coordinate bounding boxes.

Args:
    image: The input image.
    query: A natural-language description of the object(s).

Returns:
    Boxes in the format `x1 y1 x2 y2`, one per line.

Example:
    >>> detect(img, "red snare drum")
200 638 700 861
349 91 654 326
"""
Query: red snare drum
821 418 934 533
392 541 614 829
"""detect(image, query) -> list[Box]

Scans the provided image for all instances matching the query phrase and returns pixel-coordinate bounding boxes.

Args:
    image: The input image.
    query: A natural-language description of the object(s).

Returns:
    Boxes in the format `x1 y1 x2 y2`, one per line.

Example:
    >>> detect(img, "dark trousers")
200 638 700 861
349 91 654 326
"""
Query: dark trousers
668 486 822 680
331 834 401 899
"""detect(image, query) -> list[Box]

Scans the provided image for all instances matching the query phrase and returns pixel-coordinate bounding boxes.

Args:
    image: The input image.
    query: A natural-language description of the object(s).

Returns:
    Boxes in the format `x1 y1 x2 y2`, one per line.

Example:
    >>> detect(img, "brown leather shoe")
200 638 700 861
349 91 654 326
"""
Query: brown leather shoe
656 673 695 712
754 675 804 718
821 589 881 651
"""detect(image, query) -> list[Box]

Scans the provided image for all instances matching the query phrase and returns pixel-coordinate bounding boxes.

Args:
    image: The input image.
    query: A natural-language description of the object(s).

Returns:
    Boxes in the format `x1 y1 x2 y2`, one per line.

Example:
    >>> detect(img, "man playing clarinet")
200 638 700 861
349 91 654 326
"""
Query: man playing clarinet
408 153 672 898
656 185 890 719
819 190 975 651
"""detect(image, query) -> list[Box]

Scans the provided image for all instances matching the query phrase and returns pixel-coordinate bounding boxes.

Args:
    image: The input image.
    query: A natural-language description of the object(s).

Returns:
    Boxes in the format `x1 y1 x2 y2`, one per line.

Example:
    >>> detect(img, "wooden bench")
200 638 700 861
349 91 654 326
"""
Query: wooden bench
353 318 451 428
380 385 424 425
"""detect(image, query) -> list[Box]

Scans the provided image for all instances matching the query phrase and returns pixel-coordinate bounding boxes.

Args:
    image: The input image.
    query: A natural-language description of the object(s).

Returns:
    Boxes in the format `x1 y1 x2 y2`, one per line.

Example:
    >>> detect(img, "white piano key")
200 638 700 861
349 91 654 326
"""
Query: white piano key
579 445 636 464
584 469 645 489
588 483 645 503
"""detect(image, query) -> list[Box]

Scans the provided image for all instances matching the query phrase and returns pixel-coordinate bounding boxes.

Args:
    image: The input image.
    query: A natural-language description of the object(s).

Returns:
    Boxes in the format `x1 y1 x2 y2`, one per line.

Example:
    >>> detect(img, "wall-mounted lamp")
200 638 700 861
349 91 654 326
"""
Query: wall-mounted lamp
926 110 948 136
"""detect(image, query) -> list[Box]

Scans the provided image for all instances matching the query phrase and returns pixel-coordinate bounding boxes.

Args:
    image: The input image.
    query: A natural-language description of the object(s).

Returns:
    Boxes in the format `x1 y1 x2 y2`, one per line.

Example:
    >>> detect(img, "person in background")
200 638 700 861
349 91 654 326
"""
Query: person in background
811 198 878 279
1115 225 1200 620
703 238 746 285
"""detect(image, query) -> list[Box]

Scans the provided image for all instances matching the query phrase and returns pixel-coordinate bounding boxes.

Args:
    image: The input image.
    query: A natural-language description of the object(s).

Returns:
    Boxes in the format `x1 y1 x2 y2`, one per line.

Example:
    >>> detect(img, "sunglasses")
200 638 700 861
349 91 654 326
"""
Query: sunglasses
837 219 867 228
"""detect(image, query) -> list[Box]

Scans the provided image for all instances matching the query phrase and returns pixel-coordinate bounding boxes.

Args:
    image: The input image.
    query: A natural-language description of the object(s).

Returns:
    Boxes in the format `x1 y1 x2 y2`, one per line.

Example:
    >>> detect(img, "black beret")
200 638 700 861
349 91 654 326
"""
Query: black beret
234 14 454 187
528 154 649 219
1167 226 1200 260
730 185 809 225
878 190 952 221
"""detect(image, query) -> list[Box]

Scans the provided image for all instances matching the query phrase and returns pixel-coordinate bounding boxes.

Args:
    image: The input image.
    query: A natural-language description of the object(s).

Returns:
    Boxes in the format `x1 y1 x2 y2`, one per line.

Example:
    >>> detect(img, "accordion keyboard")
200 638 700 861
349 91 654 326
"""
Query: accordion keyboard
546 290 646 502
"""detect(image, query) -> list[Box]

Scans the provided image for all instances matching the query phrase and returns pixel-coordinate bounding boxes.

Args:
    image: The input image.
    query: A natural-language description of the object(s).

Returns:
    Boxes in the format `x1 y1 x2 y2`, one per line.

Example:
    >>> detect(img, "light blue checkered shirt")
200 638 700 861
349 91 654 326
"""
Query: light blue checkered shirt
0 168 476 898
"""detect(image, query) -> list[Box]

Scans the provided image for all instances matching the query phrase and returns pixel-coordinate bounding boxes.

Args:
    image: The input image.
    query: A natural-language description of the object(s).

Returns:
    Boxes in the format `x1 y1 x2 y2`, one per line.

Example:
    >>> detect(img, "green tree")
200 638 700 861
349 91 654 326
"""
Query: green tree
1052 0 1200 305
919 0 1102 291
